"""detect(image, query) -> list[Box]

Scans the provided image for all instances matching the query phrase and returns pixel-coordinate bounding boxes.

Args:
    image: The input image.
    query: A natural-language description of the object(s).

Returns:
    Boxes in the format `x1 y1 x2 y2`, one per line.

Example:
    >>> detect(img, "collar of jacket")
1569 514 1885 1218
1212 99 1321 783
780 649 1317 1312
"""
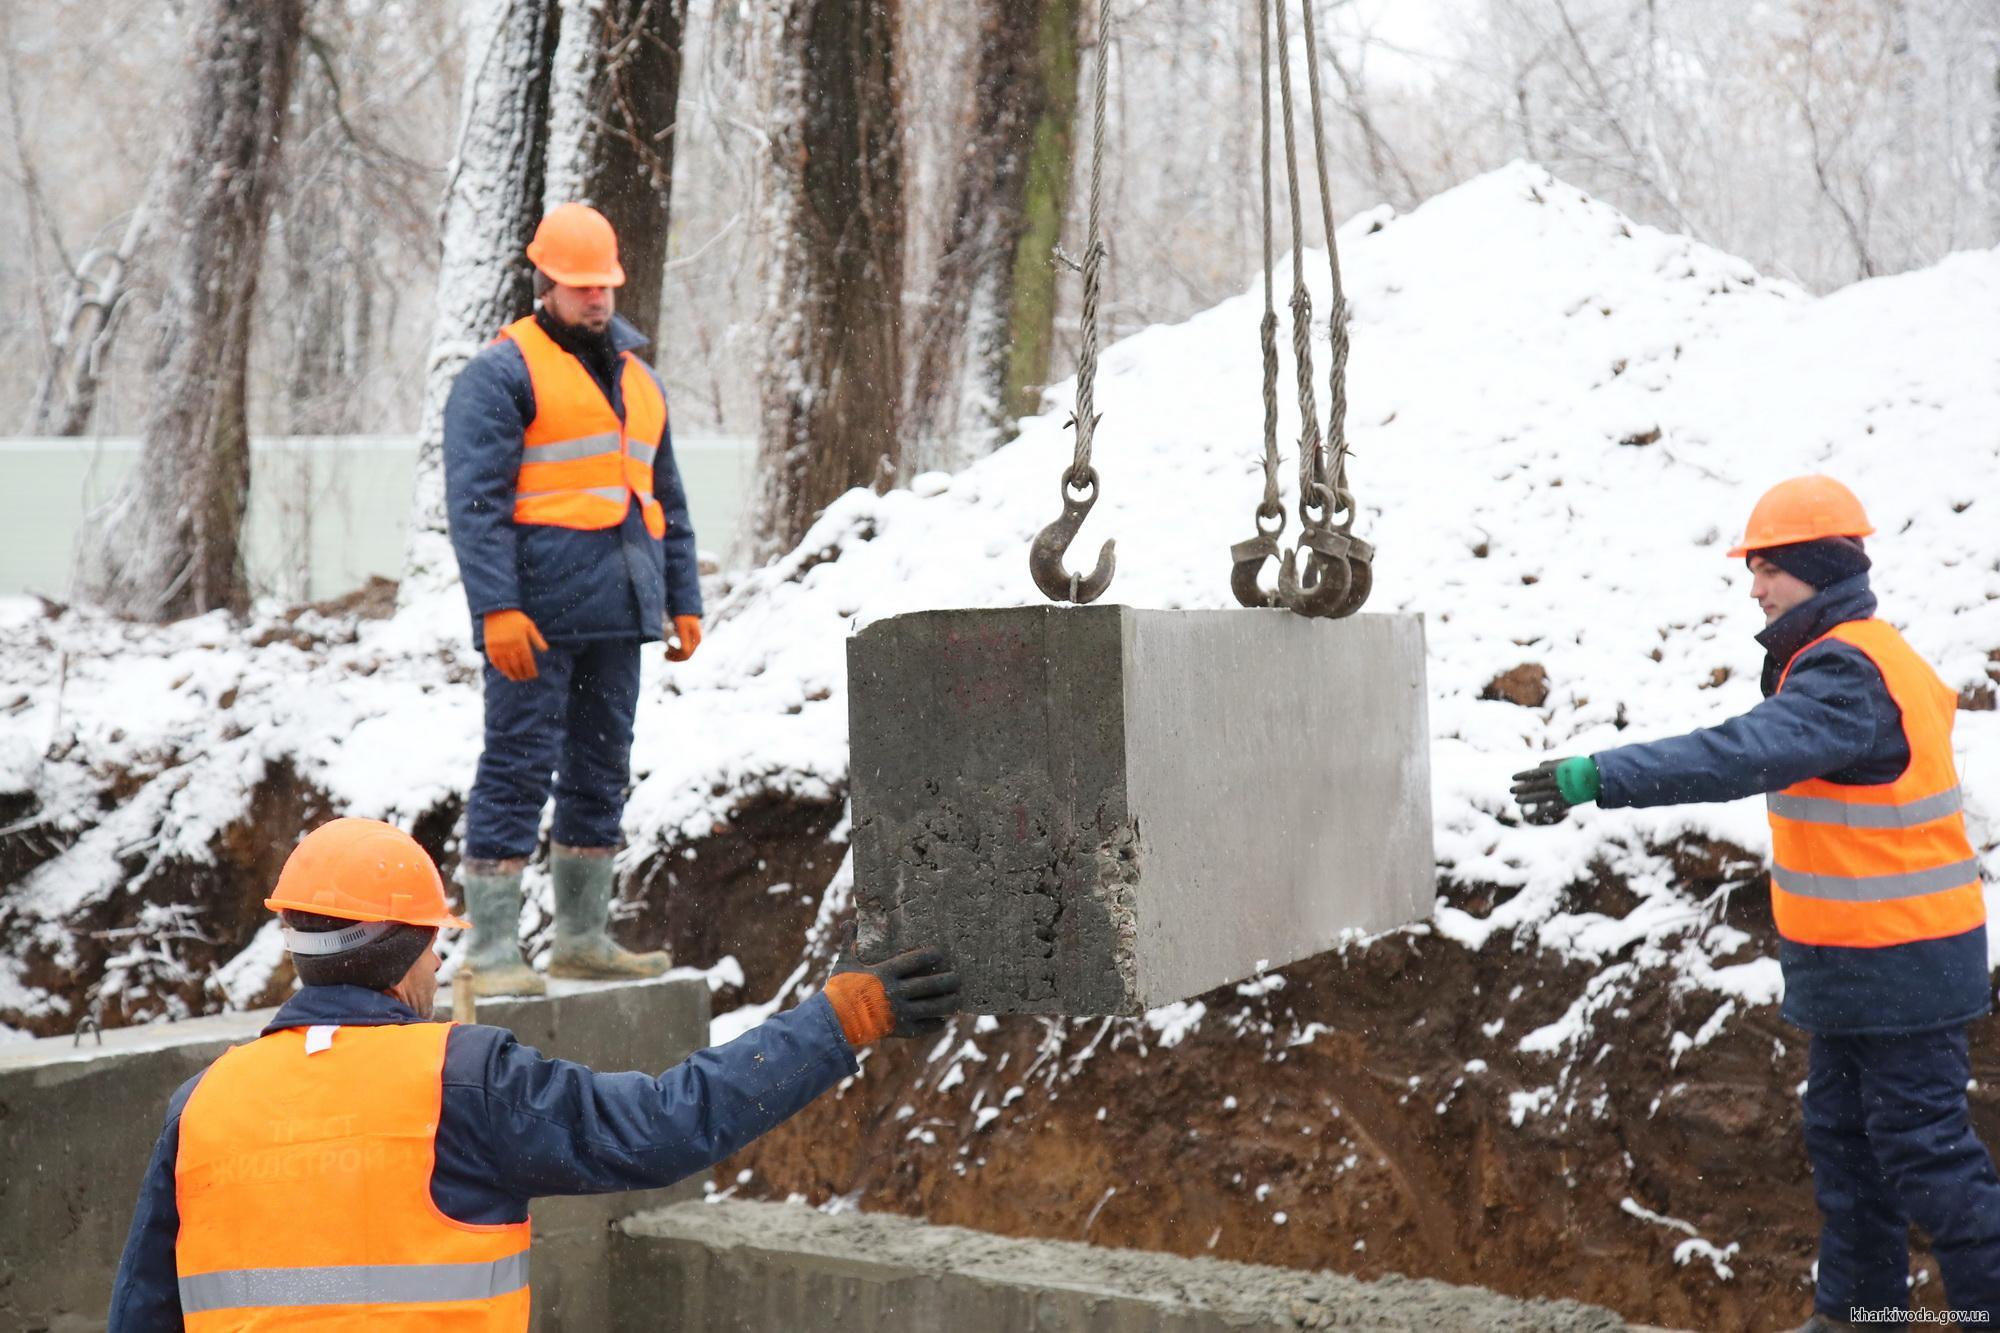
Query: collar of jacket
261 983 425 1035
605 313 648 354
531 308 649 356
1755 572 1878 697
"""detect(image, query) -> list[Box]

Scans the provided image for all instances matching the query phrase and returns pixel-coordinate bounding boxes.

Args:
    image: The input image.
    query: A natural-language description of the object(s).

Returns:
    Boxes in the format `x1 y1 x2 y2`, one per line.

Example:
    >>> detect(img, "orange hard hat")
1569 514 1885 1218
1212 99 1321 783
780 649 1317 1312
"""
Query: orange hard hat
264 818 469 929
1726 474 1875 558
525 202 625 288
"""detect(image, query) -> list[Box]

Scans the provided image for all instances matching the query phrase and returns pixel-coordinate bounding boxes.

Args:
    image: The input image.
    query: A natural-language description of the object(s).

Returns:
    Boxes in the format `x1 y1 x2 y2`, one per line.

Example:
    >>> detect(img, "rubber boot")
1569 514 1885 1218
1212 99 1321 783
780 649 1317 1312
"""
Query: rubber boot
547 845 672 980
1787 1315 1860 1332
460 866 546 997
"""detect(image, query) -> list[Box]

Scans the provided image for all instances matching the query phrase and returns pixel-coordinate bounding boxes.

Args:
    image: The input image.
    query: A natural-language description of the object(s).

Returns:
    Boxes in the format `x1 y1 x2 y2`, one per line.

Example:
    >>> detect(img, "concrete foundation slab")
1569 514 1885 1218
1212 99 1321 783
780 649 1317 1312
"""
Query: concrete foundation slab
849 607 1434 1014
613 1199 1640 1332
0 975 709 1332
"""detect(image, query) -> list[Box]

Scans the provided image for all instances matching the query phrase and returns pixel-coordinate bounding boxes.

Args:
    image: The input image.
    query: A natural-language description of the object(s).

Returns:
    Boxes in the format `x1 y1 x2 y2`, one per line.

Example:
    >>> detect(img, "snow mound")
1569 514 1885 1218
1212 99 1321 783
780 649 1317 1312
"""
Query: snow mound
5 162 1999 1031
621 161 2000 974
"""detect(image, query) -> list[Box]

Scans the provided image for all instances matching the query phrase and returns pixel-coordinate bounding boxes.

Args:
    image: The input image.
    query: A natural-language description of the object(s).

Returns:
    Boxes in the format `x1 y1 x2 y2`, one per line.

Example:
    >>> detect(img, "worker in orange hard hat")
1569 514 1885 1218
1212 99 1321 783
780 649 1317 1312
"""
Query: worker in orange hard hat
442 202 705 997
108 818 960 1329
1510 476 2000 1330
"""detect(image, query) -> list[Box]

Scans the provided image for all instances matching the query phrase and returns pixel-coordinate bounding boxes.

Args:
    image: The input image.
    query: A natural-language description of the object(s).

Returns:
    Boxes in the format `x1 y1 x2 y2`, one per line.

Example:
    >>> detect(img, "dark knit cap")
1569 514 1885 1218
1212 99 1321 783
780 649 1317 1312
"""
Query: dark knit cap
281 909 436 991
1750 536 1871 590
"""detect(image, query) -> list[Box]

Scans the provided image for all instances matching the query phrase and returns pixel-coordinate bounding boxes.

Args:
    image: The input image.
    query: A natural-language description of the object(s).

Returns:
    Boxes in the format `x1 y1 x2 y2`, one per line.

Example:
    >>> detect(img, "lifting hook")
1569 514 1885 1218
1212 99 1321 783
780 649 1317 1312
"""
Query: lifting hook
1229 504 1287 609
1279 483 1370 619
1030 466 1116 604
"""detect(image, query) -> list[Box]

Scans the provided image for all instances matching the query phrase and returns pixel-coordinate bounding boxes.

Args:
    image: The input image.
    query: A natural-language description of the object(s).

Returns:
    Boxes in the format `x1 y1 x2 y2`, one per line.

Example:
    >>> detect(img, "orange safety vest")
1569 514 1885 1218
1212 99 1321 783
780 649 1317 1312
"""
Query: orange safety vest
1767 618 1985 949
500 315 668 540
174 1022 531 1330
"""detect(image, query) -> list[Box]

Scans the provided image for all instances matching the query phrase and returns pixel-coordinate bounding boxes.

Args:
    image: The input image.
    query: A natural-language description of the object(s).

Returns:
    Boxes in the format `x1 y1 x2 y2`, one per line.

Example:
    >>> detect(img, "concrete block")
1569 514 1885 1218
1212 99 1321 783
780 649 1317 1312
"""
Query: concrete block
611 1200 1637 1332
0 976 709 1333
849 607 1434 1014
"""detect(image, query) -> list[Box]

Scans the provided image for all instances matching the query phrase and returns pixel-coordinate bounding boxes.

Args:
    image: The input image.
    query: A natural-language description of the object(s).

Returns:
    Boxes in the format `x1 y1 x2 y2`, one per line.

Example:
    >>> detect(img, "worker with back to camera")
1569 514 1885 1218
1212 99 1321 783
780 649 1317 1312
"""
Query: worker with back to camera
1511 475 2000 1330
108 817 958 1329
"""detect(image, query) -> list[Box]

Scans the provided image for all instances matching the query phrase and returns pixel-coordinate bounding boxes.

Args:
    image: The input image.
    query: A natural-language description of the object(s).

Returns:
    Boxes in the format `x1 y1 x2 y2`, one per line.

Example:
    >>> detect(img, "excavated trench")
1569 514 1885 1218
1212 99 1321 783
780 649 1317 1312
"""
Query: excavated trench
9 776 1997 1330
702 807 2000 1333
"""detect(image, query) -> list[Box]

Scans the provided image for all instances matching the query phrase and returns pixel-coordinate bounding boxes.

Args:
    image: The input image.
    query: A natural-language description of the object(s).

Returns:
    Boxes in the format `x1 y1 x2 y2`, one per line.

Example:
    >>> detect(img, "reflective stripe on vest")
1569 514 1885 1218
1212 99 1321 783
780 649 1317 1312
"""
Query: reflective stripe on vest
1765 618 1985 949
1767 786 1965 830
179 1253 530 1314
1772 858 1982 904
175 1022 532 1331
501 316 668 540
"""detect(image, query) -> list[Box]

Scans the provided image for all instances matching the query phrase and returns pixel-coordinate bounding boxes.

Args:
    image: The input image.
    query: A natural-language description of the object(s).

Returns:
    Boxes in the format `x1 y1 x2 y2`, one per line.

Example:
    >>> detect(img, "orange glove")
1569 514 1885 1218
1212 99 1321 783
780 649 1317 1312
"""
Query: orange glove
823 943 960 1045
822 971 895 1046
482 610 548 682
665 614 702 663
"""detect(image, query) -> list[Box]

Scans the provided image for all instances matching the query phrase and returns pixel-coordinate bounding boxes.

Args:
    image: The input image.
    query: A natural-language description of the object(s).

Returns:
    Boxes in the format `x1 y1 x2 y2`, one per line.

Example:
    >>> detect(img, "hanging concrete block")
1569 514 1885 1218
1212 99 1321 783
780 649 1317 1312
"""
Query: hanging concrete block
848 606 1434 1016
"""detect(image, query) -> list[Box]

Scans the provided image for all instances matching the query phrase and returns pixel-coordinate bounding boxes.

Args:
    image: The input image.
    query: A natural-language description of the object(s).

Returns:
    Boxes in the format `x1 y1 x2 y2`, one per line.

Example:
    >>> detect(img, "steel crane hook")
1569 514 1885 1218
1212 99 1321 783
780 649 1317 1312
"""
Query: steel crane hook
1229 504 1287 609
1278 483 1356 619
1029 467 1117 604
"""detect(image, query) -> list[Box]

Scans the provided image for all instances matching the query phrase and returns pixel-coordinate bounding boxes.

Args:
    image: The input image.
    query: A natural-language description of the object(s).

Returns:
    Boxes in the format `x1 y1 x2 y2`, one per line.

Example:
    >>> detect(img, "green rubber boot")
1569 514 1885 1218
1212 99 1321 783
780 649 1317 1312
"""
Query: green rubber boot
460 866 546 997
547 846 671 980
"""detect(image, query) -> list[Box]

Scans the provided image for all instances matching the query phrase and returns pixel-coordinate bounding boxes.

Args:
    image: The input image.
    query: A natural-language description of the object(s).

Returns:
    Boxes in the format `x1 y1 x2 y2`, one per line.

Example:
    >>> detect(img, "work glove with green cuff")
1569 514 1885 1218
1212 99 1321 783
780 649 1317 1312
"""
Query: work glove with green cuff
1510 756 1601 826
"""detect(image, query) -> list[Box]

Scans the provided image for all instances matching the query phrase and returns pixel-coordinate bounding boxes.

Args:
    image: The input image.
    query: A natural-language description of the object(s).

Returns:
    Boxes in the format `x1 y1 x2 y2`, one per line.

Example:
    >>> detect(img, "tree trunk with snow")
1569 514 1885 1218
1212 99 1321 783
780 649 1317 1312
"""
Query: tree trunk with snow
24 199 150 439
750 0 904 560
906 0 1081 468
400 0 562 605
1987 20 2000 236
71 0 304 619
544 0 688 345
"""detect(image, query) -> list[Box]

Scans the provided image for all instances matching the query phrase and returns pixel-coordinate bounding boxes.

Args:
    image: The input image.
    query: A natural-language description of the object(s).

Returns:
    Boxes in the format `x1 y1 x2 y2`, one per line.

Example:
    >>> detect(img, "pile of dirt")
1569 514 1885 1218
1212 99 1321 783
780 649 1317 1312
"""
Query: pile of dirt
12 767 1993 1331
703 808 2000 1333
0 762 325 1034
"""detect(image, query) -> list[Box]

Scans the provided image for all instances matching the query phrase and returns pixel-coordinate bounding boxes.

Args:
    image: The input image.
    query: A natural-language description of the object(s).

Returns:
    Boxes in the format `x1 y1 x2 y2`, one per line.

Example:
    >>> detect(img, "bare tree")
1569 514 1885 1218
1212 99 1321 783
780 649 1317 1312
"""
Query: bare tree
750 0 904 558
545 0 689 344
2 10 152 439
1320 24 1420 209
23 198 150 438
73 0 306 620
1991 26 2000 236
400 0 562 602
905 0 1083 468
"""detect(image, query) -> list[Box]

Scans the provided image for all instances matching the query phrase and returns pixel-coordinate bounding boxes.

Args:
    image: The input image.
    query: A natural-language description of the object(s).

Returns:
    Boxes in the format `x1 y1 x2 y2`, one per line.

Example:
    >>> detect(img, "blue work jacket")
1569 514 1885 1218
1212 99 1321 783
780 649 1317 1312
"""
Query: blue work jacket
107 984 855 1329
444 313 703 647
1592 575 1991 1036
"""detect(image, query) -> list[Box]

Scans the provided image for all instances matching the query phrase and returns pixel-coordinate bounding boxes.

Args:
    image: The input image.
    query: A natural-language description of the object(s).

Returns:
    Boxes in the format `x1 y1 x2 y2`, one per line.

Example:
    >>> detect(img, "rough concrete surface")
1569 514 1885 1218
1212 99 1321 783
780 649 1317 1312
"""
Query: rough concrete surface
849 606 1433 1014
0 975 709 1332
615 1199 1644 1332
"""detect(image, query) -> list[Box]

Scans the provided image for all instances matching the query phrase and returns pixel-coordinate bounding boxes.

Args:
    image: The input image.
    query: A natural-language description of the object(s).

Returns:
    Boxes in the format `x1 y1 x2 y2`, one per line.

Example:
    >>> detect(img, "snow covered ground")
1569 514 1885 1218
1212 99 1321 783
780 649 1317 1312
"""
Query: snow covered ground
3 162 1998 1040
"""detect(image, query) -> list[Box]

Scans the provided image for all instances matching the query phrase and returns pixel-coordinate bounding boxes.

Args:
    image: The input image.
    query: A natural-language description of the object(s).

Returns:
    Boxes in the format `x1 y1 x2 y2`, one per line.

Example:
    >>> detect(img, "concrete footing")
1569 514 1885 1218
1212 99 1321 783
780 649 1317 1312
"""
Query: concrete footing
613 1199 1640 1332
849 607 1435 1014
0 976 709 1332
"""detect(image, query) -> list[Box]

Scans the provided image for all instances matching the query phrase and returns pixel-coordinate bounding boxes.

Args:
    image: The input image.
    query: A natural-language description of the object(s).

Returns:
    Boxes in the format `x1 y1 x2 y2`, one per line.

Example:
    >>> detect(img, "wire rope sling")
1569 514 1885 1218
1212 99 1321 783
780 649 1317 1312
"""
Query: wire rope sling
1028 0 1373 619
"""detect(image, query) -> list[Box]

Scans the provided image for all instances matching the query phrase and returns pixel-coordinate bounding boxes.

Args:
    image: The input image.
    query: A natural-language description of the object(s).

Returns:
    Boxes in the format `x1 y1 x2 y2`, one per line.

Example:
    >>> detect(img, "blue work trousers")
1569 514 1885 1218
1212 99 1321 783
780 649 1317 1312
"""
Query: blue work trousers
1804 1026 2000 1321
464 639 642 861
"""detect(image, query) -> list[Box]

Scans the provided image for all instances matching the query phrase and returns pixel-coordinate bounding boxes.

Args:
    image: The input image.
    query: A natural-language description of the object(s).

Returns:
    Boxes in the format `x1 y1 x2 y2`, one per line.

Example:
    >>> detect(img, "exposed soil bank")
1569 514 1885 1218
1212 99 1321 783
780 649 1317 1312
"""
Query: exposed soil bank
713 810 2000 1333
10 774 1995 1332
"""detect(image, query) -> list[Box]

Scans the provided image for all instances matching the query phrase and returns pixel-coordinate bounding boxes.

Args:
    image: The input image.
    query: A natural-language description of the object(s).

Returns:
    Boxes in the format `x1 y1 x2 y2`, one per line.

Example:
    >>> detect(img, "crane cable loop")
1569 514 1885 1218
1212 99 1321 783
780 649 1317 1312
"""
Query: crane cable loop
1029 0 1117 606
1232 0 1373 618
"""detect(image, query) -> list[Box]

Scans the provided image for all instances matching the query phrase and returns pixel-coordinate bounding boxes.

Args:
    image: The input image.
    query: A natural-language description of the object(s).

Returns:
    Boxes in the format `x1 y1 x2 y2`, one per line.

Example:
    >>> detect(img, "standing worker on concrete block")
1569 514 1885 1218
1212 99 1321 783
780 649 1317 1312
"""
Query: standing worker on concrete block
1510 475 2000 1330
108 818 959 1329
444 202 705 997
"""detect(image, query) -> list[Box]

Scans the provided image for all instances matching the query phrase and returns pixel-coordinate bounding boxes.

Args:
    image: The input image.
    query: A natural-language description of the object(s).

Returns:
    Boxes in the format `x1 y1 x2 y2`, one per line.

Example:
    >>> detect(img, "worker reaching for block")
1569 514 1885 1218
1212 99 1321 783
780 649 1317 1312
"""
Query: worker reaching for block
108 818 959 1330
1510 475 2000 1330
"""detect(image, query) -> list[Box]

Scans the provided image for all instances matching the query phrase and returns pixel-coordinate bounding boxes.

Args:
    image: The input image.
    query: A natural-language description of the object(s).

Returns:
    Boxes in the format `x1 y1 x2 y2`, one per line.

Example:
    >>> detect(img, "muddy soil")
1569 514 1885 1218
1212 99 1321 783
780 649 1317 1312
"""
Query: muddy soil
626 792 846 1008
713 815 2000 1333
15 776 1997 1331
0 762 325 1034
